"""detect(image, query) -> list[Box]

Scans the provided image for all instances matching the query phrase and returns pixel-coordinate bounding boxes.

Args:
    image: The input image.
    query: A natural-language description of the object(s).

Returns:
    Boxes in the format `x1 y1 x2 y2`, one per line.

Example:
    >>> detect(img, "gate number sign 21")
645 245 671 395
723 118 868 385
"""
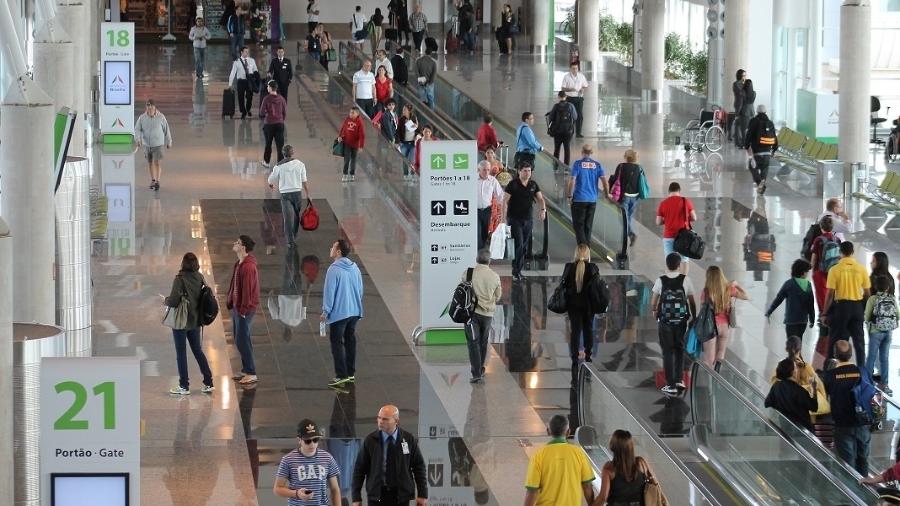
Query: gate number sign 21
54 381 117 430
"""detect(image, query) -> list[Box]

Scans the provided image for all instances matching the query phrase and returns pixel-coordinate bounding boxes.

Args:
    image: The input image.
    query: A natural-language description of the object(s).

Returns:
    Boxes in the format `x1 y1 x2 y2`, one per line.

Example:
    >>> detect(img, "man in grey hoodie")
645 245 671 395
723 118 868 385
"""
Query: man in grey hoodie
134 99 173 191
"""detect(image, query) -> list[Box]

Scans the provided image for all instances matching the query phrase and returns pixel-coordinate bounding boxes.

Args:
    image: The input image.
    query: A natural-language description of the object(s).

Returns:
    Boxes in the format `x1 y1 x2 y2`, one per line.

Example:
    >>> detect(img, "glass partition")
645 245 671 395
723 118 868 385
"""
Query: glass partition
690 362 871 505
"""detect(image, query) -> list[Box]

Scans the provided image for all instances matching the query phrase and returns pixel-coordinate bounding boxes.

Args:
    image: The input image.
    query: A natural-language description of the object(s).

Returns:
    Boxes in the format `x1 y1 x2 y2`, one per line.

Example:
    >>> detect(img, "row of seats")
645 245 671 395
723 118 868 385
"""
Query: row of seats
775 126 839 175
852 170 900 211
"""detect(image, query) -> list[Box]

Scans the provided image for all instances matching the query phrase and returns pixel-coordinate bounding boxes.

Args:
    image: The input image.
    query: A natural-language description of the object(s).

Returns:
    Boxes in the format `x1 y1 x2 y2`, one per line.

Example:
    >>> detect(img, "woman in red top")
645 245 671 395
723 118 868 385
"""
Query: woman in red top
338 108 365 182
413 124 435 175
700 266 749 368
476 113 500 154
374 65 393 111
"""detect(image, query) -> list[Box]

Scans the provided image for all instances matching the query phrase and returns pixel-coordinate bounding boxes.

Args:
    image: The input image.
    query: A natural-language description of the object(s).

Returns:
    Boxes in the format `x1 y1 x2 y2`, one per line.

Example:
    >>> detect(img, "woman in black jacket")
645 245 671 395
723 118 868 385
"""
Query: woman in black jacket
564 244 600 363
165 252 214 395
764 259 815 340
608 149 643 246
870 251 895 296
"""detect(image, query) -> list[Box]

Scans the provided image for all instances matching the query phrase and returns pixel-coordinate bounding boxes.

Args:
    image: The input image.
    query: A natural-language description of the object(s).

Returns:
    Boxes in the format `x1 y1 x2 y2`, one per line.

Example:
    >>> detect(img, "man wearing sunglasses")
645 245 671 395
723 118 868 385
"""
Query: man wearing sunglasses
274 419 342 505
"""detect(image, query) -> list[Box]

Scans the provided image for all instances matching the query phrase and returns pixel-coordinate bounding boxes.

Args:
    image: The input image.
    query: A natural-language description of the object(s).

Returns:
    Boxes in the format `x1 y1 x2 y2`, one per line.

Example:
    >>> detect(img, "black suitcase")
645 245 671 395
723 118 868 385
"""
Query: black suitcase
222 88 235 118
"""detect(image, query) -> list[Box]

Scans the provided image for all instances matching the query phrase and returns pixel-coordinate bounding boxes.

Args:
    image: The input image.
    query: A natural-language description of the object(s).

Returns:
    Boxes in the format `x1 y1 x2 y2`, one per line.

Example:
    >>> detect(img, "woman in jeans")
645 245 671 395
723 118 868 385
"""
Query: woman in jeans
870 251 895 296
563 244 599 364
701 265 749 368
865 274 897 395
593 430 657 506
164 252 214 395
338 107 365 182
373 65 393 112
607 149 642 246
397 103 418 177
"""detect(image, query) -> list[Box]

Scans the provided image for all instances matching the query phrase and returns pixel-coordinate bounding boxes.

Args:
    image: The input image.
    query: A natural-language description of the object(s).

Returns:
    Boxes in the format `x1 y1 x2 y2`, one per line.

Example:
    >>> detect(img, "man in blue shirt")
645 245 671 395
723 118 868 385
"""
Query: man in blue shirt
514 112 543 169
321 239 364 387
566 144 609 245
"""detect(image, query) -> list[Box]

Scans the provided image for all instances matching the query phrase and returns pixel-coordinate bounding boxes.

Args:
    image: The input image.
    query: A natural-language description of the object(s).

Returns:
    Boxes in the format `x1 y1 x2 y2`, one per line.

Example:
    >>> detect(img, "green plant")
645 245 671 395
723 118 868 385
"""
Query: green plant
562 8 576 39
664 33 690 78
598 15 619 52
683 49 708 93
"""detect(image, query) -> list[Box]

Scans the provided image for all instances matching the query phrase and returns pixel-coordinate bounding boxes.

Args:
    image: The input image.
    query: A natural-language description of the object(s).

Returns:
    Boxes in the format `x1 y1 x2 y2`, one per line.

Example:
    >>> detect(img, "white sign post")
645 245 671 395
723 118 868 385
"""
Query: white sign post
40 357 140 506
418 140 478 345
100 22 135 144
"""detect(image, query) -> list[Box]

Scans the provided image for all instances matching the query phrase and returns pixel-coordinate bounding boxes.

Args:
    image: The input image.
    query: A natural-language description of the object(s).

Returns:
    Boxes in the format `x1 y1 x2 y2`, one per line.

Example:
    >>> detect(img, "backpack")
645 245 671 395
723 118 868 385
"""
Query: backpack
851 368 884 426
550 103 575 137
448 268 477 323
816 234 841 273
871 293 899 332
693 292 718 343
198 282 219 326
657 275 689 325
758 120 776 146
800 223 821 261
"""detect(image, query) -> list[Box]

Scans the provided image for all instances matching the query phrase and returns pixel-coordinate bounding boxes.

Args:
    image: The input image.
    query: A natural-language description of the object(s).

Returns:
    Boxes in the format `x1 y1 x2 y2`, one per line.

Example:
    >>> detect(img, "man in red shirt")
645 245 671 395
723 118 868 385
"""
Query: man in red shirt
656 182 696 273
338 107 366 182
476 113 500 154
809 215 837 311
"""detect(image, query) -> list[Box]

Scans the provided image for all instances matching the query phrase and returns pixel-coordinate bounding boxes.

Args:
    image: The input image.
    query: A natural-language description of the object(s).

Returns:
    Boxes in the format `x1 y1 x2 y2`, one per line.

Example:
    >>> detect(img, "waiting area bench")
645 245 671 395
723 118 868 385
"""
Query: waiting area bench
774 127 839 175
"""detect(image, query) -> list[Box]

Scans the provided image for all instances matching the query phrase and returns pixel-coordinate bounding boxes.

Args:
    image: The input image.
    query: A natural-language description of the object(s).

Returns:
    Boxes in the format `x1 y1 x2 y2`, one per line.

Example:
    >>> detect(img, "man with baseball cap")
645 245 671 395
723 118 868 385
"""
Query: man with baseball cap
274 418 342 505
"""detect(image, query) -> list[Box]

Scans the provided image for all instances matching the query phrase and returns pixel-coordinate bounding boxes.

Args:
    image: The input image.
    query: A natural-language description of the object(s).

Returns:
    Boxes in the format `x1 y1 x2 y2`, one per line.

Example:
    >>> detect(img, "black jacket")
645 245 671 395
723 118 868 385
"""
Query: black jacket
268 57 293 86
165 270 206 329
732 80 745 112
381 110 398 143
609 163 641 197
563 261 600 312
352 428 427 502
391 54 409 86
744 113 778 154
765 379 818 431
766 278 815 325
823 362 865 427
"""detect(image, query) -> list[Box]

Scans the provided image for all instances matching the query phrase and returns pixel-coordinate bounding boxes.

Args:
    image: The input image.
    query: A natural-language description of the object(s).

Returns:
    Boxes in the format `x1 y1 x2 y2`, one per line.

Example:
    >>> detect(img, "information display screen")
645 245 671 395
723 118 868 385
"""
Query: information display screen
52 473 129 506
104 61 132 105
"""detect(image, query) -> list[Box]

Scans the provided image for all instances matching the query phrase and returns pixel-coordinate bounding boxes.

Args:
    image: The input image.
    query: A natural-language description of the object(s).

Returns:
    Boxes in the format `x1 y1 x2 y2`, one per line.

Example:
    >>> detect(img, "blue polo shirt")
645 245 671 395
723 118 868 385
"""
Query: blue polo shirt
571 157 604 202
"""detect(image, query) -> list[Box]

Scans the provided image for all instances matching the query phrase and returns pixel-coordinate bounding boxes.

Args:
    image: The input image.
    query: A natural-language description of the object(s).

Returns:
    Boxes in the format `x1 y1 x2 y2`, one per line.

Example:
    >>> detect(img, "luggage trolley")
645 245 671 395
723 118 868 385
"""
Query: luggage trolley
682 108 726 153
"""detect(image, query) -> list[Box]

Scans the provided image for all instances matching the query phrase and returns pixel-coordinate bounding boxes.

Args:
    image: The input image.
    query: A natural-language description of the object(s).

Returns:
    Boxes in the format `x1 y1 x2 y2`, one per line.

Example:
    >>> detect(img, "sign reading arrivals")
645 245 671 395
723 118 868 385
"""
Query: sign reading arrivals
100 22 135 143
40 357 140 506
419 140 478 335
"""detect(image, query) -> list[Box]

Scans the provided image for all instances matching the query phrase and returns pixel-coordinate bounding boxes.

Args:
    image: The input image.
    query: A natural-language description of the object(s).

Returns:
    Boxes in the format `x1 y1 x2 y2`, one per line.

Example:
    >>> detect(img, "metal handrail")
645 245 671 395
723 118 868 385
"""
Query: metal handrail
689 361 875 505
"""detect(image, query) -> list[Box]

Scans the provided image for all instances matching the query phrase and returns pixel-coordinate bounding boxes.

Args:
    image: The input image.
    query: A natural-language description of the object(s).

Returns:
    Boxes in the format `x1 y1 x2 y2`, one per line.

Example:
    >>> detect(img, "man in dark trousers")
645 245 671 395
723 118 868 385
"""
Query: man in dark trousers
744 104 778 194
546 91 577 165
823 340 871 475
267 46 293 101
352 404 428 506
390 44 409 86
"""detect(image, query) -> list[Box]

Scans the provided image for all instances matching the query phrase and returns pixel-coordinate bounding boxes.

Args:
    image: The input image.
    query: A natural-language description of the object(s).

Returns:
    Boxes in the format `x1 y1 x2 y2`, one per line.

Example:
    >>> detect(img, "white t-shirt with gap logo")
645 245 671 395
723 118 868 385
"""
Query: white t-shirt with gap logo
275 448 340 506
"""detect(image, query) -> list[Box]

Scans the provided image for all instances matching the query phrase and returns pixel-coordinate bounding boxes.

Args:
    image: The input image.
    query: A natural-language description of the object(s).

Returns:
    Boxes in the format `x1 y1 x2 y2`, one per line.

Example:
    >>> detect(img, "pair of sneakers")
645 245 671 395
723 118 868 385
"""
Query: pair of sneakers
328 376 355 387
660 382 686 396
341 175 357 182
169 384 215 395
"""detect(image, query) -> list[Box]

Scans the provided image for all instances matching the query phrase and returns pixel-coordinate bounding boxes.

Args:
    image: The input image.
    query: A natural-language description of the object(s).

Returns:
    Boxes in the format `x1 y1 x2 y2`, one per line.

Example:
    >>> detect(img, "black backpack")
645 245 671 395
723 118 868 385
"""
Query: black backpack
448 268 477 323
550 103 575 137
800 223 821 261
198 282 219 326
657 275 689 325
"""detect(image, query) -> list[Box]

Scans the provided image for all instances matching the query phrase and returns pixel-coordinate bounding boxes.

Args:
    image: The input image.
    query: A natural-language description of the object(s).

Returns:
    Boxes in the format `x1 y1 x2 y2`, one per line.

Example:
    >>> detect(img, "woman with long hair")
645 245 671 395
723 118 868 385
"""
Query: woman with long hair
397 103 418 177
769 335 829 415
316 24 332 69
870 251 895 296
164 252 214 395
499 4 514 55
593 430 654 506
608 149 643 246
414 124 436 176
370 7 384 54
563 244 600 364
701 266 749 368
374 65 393 111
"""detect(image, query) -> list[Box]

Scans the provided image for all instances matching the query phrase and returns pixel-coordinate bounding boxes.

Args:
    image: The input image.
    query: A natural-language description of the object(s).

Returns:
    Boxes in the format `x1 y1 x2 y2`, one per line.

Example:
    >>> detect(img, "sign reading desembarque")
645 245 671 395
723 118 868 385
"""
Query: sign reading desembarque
41 357 140 506
418 140 478 343
100 22 135 143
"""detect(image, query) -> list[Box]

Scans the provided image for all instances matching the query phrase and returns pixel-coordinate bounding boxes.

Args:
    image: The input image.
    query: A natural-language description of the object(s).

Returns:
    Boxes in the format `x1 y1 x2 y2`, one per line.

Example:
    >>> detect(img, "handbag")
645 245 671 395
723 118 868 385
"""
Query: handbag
489 224 507 260
162 285 190 330
300 199 320 231
673 197 705 259
326 48 337 61
609 174 622 202
332 139 345 157
727 297 737 328
637 166 651 199
643 472 670 506
547 265 570 314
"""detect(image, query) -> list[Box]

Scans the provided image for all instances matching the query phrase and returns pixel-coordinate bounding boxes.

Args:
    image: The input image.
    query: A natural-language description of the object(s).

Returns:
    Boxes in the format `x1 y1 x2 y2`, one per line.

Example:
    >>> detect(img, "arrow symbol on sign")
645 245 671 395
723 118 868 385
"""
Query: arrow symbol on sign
432 201 445 213
428 466 442 485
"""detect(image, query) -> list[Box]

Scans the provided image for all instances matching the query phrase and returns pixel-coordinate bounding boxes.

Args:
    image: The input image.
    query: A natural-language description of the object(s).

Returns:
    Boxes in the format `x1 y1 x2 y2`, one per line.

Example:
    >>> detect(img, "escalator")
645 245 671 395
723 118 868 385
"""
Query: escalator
578 361 877 505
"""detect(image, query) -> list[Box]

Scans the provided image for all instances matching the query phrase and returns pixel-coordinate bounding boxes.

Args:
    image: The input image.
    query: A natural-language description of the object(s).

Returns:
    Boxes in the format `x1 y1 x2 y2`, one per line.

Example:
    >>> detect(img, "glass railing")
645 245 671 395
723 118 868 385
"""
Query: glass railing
718 359 895 483
690 361 872 505
578 363 728 505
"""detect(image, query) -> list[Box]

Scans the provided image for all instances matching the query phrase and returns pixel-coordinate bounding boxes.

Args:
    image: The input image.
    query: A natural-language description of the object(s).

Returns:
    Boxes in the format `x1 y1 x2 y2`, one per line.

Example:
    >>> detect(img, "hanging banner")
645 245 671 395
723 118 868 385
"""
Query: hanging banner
418 140 478 342
100 22 135 143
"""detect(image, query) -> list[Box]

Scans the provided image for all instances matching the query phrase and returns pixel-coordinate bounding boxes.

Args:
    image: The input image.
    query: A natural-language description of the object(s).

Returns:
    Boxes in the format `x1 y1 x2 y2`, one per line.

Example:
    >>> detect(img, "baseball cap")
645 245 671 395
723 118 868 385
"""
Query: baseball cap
297 419 323 439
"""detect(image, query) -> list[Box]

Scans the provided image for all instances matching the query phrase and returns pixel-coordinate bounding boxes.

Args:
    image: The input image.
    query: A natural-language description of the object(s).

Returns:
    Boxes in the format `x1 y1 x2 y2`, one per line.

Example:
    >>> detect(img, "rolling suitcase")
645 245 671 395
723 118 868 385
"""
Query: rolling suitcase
446 32 459 53
222 88 236 118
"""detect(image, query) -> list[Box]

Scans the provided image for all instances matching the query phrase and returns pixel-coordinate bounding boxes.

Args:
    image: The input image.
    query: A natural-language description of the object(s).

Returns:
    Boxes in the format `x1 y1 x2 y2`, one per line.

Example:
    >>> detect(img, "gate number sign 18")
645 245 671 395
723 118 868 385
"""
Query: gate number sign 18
54 381 116 430
105 29 130 47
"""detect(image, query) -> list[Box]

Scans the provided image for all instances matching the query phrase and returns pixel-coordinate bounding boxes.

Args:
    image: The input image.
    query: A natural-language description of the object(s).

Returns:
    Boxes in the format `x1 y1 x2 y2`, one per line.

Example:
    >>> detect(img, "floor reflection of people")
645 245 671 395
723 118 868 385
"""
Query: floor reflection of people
191 79 207 128
449 437 473 486
238 381 259 486
505 279 538 372
163 398 217 506
267 248 304 333
647 395 691 437
744 197 774 280
141 195 171 275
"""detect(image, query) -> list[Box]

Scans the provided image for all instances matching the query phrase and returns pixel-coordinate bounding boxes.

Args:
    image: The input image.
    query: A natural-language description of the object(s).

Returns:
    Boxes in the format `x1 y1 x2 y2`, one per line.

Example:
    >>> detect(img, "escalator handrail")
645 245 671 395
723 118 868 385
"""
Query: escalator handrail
578 363 728 506
716 360 878 484
689 361 874 505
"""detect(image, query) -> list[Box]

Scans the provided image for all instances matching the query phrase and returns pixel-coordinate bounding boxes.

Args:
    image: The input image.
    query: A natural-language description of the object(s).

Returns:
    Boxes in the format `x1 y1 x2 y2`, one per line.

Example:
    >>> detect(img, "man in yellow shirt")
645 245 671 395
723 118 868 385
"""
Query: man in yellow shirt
524 415 595 506
822 241 871 366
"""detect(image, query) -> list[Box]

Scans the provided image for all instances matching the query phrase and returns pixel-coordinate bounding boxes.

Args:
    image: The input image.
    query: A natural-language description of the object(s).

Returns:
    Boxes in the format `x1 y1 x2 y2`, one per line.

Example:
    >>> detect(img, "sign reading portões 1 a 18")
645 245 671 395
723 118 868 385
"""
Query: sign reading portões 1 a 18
100 22 135 144
419 140 478 332
41 357 140 506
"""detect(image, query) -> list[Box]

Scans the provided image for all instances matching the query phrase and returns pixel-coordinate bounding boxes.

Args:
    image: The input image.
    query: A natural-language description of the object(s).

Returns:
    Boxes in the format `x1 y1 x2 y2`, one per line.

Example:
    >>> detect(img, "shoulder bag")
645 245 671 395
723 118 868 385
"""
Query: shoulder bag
727 296 737 328
673 197 705 259
637 165 651 199
332 138 345 157
162 277 190 330
643 470 670 506
548 264 570 314
609 164 623 202
300 199 320 231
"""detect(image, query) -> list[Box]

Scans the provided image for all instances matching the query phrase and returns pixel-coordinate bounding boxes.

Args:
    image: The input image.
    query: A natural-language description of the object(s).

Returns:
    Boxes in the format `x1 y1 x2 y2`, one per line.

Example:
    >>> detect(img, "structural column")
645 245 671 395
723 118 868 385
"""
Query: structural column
723 0 750 105
54 1 87 156
33 19 74 113
838 1 870 167
0 79 56 324
530 0 550 54
640 0 665 101
0 220 12 506
577 0 600 71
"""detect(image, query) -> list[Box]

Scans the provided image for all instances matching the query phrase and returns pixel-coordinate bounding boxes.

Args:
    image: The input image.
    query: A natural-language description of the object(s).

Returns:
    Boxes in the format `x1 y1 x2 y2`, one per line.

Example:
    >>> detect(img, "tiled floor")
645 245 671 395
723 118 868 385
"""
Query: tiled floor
82 38 900 505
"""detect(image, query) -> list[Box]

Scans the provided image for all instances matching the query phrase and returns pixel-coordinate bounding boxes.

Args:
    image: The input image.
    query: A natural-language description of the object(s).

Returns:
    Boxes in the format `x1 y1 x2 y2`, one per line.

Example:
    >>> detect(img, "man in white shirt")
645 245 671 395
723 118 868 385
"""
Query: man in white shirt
267 145 312 247
374 49 394 79
476 160 505 250
351 5 368 49
228 46 259 119
352 59 377 118
818 197 854 241
307 0 319 34
560 62 590 138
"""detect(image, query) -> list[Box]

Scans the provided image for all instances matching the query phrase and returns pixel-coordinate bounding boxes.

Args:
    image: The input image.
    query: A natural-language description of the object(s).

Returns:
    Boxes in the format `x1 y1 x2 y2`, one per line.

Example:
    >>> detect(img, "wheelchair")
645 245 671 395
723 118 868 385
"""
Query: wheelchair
682 108 726 153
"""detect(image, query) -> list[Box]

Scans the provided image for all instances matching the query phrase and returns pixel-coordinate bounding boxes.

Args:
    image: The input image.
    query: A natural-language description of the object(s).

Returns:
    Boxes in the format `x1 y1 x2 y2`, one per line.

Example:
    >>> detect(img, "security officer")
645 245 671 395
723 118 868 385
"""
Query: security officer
267 46 294 102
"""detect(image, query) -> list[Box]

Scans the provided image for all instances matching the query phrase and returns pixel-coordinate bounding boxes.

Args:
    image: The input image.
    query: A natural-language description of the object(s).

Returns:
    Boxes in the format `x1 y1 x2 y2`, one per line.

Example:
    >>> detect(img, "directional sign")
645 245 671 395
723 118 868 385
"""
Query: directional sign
431 200 446 215
430 154 446 169
452 153 468 169
453 200 469 215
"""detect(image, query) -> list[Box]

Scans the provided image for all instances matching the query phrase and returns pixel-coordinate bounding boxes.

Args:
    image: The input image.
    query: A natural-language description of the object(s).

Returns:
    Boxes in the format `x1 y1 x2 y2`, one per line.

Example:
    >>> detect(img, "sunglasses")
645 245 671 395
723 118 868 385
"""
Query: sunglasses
301 438 320 444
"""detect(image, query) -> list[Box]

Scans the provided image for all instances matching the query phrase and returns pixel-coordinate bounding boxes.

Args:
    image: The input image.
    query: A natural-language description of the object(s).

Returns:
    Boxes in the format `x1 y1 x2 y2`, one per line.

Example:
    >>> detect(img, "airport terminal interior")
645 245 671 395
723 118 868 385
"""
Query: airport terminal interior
5 0 900 504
